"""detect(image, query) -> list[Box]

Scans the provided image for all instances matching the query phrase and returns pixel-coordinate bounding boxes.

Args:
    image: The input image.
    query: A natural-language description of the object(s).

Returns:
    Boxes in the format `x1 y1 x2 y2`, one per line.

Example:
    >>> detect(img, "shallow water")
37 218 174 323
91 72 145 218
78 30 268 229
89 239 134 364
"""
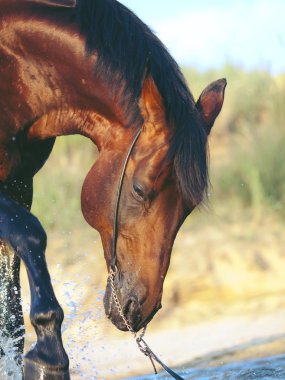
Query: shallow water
129 354 285 380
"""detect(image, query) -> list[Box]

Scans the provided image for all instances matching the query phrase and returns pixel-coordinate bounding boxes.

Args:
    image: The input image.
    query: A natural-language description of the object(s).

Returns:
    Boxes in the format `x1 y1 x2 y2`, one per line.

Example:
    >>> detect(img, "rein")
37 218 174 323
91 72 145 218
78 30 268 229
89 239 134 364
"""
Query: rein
108 128 184 380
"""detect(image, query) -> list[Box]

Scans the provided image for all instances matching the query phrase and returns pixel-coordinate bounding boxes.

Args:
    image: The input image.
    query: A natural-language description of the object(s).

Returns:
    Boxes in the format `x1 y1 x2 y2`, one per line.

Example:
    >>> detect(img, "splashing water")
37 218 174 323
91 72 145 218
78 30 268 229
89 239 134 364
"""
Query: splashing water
49 262 105 379
0 333 22 380
0 241 24 380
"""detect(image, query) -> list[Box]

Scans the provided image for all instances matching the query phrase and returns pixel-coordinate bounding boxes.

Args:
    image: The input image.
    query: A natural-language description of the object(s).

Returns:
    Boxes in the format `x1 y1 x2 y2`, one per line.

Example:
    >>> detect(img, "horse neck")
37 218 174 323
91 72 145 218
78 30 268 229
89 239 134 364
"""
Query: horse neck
0 4 128 150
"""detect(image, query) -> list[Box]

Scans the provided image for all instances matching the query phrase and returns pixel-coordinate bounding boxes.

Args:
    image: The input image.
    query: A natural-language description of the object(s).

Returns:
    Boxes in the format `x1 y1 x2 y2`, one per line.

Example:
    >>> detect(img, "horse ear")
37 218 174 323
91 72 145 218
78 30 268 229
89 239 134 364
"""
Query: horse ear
196 78 227 135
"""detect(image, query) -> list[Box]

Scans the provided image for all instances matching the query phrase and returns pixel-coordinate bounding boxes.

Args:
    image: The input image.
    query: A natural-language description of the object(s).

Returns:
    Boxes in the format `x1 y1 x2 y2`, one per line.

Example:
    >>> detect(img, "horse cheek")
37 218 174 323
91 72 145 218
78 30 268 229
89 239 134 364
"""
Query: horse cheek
81 165 102 230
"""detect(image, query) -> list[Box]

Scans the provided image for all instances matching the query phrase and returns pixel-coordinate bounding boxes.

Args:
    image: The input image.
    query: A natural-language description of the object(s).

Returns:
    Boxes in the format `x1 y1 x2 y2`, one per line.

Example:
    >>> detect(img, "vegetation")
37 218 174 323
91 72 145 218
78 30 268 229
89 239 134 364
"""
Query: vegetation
32 136 97 230
31 65 285 231
184 65 285 218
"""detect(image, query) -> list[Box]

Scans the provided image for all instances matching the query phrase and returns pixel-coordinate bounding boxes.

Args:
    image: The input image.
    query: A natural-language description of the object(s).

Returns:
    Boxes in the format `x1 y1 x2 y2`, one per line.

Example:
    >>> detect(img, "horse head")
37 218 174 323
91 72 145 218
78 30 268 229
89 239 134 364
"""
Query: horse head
81 77 226 332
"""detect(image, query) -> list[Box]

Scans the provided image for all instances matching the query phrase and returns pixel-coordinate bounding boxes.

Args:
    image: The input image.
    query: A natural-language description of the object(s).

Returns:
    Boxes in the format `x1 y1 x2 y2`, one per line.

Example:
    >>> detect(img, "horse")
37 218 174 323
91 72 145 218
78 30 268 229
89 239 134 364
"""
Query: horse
0 0 226 378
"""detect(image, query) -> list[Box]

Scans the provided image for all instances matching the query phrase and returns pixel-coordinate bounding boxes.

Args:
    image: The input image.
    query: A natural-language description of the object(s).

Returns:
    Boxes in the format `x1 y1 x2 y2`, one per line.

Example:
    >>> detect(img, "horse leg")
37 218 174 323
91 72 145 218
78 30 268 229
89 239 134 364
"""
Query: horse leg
0 241 24 377
0 192 70 380
0 177 34 378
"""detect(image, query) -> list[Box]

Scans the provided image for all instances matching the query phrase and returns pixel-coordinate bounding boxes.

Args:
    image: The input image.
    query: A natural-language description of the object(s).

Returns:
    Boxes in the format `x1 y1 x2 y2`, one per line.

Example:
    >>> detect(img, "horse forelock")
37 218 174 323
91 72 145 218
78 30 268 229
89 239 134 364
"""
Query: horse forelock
75 0 209 206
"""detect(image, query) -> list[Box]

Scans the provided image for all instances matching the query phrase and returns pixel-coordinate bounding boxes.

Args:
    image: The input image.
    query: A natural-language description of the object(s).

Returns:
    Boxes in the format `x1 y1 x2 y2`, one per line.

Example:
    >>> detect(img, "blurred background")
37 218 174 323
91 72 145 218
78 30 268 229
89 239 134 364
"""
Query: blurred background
21 0 285 378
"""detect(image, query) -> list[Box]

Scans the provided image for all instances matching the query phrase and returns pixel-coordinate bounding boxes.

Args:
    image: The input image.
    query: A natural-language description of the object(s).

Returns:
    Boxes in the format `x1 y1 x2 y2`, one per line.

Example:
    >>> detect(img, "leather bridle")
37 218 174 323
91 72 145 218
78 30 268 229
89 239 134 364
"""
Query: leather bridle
108 128 184 380
110 127 142 271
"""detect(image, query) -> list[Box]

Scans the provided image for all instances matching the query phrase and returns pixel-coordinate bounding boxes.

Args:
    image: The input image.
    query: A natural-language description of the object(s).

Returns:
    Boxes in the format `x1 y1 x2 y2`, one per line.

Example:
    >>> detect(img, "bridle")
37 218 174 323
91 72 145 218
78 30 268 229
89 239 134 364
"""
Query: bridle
108 128 184 380
110 127 142 272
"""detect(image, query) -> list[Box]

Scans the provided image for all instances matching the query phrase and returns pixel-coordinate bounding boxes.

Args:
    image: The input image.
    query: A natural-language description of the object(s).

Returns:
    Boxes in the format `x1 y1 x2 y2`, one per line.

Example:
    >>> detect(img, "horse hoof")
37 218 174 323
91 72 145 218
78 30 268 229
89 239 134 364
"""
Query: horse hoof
23 359 71 380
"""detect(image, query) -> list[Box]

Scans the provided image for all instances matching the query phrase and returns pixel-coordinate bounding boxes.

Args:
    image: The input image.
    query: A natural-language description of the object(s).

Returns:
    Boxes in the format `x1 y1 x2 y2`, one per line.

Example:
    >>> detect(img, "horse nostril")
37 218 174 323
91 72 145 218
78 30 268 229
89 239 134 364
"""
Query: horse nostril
124 297 137 315
124 298 141 327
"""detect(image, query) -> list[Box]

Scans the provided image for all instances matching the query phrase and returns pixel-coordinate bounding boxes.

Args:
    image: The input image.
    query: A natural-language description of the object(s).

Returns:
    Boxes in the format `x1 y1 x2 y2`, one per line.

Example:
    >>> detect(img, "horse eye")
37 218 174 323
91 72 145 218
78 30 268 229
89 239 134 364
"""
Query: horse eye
132 183 146 202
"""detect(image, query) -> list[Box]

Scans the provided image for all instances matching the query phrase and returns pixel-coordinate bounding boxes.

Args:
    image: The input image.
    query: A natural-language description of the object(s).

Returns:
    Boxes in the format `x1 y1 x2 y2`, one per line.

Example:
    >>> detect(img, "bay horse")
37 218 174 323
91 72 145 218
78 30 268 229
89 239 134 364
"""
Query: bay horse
0 0 226 378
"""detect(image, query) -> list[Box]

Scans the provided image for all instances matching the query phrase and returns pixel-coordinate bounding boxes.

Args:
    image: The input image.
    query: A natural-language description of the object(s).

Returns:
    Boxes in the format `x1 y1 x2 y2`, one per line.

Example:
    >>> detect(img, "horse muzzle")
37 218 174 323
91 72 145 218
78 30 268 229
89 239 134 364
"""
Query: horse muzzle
103 270 161 332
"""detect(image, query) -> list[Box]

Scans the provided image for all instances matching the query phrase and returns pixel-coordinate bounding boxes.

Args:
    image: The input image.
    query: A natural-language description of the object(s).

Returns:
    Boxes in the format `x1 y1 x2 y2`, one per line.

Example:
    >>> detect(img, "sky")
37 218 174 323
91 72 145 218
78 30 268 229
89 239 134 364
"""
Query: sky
120 0 285 74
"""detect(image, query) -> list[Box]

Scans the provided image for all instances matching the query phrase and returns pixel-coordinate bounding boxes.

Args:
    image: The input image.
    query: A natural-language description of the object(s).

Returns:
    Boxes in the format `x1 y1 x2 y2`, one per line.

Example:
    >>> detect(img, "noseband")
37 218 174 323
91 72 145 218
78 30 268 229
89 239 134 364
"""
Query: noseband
108 128 184 379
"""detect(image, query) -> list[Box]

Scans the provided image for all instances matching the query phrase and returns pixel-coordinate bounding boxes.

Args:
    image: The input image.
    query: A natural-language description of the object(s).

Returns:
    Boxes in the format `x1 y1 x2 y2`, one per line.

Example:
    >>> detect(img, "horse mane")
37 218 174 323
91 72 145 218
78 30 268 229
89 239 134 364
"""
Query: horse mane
75 0 208 206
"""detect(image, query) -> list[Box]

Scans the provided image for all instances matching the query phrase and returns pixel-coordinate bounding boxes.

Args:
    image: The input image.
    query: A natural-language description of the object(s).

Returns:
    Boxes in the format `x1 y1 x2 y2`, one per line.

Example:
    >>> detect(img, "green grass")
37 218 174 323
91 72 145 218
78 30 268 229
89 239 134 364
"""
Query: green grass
213 128 285 216
31 135 97 231
183 66 285 219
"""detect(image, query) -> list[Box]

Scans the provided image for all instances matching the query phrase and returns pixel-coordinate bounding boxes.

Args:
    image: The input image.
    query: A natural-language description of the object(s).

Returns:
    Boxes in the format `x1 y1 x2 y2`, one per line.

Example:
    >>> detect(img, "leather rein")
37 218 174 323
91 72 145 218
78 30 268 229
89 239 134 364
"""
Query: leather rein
108 128 184 380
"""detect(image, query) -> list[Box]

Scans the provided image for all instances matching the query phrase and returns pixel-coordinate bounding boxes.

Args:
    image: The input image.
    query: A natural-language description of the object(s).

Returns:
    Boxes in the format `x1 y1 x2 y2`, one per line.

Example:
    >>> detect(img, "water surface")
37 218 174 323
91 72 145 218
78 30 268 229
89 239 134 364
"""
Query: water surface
129 354 285 380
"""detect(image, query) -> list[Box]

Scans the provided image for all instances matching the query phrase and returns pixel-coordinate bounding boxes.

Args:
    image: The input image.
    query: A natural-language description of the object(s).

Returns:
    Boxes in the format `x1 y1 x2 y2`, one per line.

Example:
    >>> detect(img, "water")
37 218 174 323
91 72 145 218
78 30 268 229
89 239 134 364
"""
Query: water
0 335 22 380
129 354 285 380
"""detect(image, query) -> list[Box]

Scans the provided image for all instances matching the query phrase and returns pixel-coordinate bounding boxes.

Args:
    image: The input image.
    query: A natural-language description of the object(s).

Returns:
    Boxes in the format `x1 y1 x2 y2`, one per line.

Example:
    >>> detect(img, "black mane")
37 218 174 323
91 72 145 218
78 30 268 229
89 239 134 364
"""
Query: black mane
75 0 208 205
